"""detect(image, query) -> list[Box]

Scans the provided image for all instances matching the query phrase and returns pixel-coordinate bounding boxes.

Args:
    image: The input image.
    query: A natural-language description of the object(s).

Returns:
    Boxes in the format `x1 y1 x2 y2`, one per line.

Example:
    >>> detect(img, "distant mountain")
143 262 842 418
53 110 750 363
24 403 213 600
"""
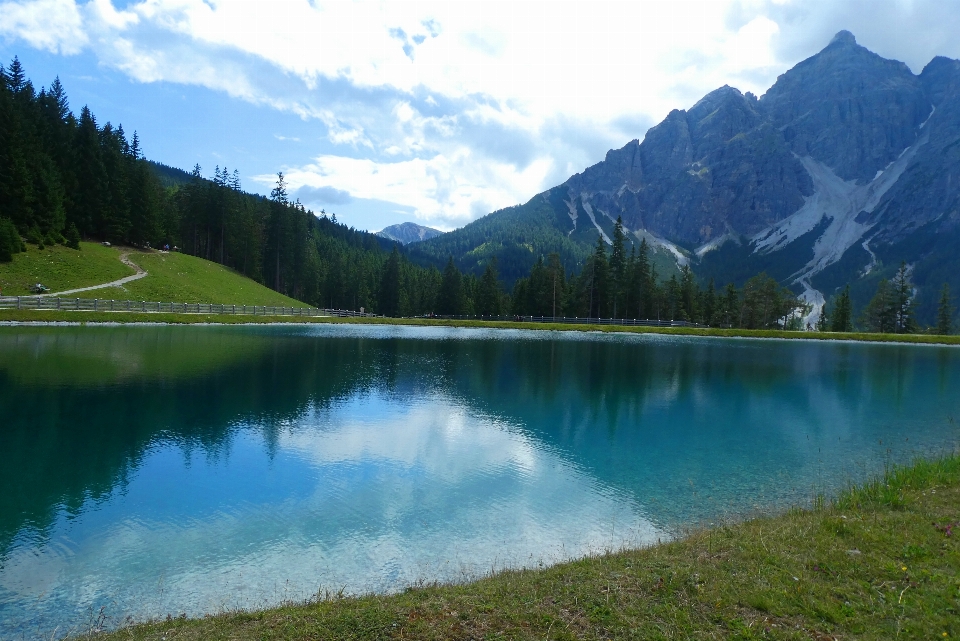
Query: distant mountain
376 222 443 245
414 31 960 323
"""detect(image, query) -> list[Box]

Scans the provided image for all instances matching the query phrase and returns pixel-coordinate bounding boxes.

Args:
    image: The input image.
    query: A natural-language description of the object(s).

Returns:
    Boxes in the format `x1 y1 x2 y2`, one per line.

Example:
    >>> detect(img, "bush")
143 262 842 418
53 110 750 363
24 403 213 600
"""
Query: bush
0 218 23 262
25 226 42 245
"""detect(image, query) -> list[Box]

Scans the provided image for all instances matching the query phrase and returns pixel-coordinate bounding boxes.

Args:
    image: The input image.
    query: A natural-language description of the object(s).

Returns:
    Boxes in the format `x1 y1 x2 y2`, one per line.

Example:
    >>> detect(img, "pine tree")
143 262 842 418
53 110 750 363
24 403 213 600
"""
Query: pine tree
0 217 23 262
937 283 954 335
64 221 81 250
816 303 829 331
609 216 626 317
378 247 402 317
678 264 699 322
588 234 608 317
891 261 915 333
830 286 853 332
270 172 288 291
437 256 464 315
476 258 502 316
860 278 894 333
701 278 716 325
7 57 26 93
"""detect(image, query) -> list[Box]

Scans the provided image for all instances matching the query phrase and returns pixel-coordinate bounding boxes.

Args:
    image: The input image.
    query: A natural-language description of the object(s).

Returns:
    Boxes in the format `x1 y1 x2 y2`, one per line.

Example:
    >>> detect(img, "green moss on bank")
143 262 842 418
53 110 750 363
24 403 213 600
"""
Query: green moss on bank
89 453 960 640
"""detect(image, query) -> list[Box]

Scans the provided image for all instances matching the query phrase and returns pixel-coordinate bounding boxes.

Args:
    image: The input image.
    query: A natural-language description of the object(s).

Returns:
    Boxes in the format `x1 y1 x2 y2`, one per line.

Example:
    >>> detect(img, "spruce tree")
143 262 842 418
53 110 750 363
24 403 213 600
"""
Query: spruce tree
0 218 22 262
861 278 894 333
609 216 626 317
437 257 464 315
64 222 81 250
588 234 608 317
476 258 502 316
938 283 954 335
830 286 853 332
633 238 652 318
378 247 402 316
816 303 829 331
891 261 915 333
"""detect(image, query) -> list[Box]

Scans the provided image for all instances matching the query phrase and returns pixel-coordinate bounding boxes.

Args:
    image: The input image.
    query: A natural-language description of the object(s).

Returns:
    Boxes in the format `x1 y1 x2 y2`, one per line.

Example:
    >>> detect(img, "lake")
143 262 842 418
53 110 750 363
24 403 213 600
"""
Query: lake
1 324 958 637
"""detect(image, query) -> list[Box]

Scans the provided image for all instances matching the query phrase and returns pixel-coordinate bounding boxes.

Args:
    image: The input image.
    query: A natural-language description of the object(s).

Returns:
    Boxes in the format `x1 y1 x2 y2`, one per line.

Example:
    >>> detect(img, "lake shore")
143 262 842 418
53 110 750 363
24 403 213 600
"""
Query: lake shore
88 453 960 640
3 308 960 345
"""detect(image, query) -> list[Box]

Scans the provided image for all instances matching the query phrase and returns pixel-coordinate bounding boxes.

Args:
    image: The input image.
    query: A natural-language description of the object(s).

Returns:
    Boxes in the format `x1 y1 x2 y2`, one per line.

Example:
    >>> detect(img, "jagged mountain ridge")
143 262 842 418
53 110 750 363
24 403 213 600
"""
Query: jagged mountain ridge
376 222 443 245
415 31 960 324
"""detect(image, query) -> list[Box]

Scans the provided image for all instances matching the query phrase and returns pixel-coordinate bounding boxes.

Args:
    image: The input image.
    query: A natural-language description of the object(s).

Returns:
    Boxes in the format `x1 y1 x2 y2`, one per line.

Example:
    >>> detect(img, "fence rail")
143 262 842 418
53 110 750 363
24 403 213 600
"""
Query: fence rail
1 296 707 328
0 296 380 319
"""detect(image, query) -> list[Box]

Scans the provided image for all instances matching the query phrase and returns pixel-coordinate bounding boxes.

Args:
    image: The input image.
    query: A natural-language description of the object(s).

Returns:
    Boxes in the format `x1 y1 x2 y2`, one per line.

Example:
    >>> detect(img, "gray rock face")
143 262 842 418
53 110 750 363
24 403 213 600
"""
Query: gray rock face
376 222 443 245
429 31 960 323
563 84 812 246
761 30 930 184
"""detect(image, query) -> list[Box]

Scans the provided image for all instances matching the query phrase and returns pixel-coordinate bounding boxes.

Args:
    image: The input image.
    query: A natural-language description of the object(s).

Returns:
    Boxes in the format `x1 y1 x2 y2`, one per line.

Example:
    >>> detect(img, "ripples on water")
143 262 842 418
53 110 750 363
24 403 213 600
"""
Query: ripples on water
1 324 958 637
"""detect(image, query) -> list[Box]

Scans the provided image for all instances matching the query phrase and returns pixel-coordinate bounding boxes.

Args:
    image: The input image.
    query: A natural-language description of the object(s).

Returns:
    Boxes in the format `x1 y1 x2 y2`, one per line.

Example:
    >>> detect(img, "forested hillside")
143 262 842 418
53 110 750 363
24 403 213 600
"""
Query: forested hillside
0 57 440 312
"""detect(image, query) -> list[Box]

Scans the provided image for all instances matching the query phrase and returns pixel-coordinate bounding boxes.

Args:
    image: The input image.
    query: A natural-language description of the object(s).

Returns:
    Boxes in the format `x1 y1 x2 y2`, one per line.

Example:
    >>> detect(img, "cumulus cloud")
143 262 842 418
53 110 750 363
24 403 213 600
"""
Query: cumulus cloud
0 0 87 54
2 0 959 229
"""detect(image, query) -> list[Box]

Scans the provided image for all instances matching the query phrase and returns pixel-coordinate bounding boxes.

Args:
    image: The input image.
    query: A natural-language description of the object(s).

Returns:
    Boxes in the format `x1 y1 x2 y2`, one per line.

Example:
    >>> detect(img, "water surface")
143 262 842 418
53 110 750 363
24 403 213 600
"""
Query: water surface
1 325 958 637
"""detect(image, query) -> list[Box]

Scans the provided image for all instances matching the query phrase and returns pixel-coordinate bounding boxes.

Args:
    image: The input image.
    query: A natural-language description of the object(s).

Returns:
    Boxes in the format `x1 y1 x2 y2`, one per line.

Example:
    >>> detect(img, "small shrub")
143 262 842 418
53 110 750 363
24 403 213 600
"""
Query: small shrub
64 223 81 250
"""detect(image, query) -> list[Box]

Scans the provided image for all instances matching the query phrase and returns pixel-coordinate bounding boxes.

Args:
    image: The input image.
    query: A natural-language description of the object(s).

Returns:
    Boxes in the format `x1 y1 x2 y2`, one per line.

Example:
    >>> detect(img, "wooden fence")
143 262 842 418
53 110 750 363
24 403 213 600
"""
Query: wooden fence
0 296 379 319
0 296 706 328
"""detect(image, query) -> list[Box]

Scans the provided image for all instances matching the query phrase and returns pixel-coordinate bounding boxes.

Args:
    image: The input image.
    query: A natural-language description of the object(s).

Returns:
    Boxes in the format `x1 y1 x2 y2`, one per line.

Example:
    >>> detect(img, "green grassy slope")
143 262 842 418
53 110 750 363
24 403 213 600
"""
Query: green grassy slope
0 243 306 306
93 453 960 641
0 242 134 295
117 251 303 306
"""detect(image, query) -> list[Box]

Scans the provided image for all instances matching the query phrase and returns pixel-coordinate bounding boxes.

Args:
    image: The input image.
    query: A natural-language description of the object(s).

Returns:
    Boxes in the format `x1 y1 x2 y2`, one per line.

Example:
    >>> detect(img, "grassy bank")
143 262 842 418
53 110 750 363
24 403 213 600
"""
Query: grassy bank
91 453 960 640
3 308 960 345
0 243 305 306
119 251 304 306
0 242 134 295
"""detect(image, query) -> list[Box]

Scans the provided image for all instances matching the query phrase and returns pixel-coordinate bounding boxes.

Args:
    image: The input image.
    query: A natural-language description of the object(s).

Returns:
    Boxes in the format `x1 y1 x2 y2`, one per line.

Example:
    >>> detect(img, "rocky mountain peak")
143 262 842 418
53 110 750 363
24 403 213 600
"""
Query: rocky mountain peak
761 30 928 183
828 30 857 47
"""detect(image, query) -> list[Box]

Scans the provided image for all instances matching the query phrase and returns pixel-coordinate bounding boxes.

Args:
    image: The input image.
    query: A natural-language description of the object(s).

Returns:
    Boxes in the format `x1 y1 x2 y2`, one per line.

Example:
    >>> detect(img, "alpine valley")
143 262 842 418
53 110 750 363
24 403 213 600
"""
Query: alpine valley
411 31 960 324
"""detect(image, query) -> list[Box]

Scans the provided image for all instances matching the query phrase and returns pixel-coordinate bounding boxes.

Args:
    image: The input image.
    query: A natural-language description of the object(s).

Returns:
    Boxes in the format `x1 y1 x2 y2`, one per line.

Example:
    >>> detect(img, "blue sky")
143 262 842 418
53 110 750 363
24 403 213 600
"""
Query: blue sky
2 0 959 233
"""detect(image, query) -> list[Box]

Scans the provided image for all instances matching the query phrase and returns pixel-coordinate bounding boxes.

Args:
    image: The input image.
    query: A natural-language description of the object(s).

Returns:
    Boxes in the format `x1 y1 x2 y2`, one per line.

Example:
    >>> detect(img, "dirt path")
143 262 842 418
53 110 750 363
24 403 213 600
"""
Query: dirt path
43 251 148 297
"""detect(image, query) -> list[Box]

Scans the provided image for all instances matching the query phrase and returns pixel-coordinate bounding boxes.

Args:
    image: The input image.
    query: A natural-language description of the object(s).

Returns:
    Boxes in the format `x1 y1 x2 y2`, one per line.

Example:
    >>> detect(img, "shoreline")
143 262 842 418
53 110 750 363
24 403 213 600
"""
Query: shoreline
3 309 960 345
85 452 960 640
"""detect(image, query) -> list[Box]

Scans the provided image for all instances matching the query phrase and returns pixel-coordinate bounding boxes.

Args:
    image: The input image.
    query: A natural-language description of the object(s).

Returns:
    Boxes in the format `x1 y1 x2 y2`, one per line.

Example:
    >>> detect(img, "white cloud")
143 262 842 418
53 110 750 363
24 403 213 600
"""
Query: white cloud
3 0 960 228
262 147 553 227
0 0 87 54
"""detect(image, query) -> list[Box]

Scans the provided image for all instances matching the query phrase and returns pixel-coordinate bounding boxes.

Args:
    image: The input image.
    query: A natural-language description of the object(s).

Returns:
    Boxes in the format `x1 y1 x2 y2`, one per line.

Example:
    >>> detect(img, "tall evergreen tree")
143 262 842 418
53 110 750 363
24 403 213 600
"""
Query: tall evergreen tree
437 256 464 315
587 234 608 317
830 286 853 332
816 303 829 332
378 246 402 317
476 258 502 316
891 261 916 333
609 216 626 317
937 283 954 335
860 278 895 333
0 218 23 262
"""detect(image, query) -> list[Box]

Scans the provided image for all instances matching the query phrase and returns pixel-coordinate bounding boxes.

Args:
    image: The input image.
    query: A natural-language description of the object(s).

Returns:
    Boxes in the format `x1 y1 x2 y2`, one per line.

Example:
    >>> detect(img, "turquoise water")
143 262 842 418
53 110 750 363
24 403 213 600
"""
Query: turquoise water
1 325 958 637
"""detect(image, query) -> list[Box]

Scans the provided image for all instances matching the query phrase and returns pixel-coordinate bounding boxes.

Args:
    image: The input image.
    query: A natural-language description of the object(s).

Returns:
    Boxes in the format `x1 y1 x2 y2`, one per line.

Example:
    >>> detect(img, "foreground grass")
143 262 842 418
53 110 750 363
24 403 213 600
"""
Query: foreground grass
92 454 960 640
0 242 134 295
118 251 304 306
3 308 960 345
